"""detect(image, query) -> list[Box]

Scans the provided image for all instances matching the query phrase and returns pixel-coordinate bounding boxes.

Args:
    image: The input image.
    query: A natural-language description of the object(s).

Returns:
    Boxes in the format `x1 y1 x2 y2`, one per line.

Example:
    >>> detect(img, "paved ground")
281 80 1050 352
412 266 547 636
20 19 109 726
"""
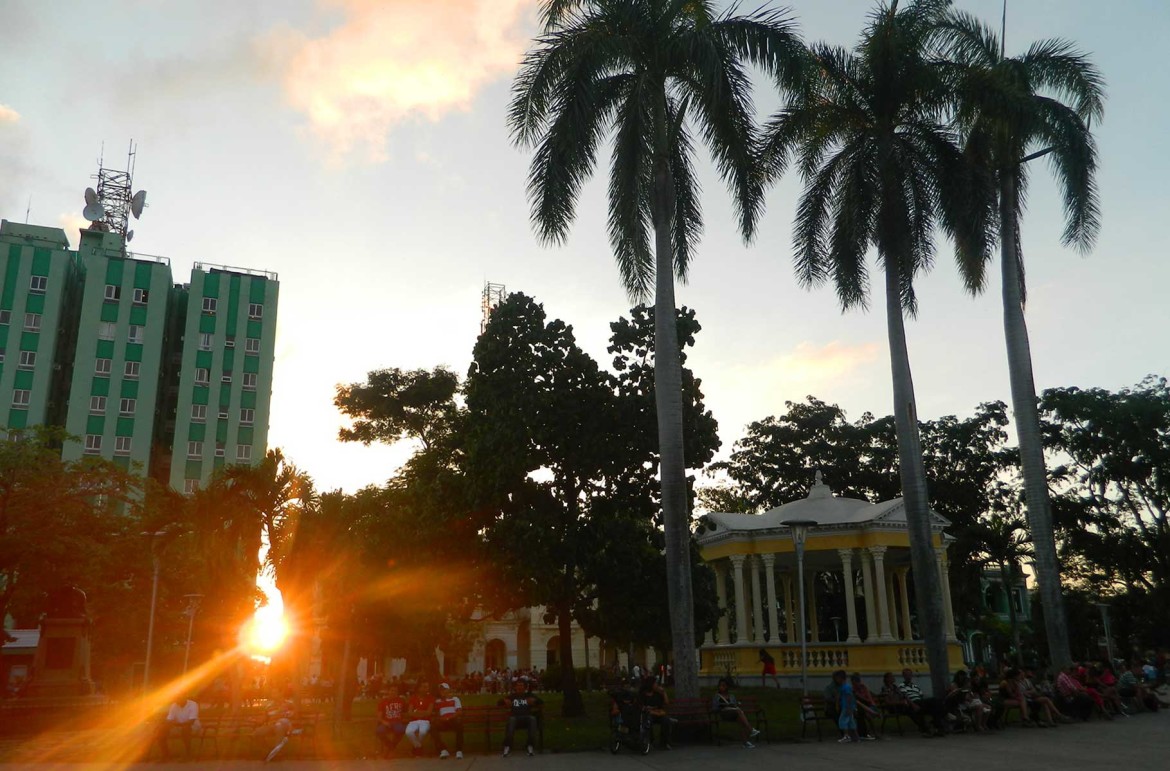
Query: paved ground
2 710 1165 771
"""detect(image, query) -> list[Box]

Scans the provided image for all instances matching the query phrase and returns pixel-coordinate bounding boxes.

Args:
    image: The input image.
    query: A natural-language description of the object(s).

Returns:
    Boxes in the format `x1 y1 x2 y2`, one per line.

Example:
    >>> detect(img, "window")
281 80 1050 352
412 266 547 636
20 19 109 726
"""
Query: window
128 325 143 343
214 442 226 458
240 408 254 425
0 348 5 364
12 389 30 407
84 434 102 454
236 444 252 462
202 297 217 314
183 479 200 494
187 441 203 459
221 371 232 383
119 398 136 415
245 337 260 354
194 368 210 385
0 310 9 324
104 284 121 301
29 275 47 293
95 358 112 376
218 408 229 420
133 288 149 305
23 313 41 332
191 404 206 422
242 373 257 390
18 351 35 369
248 303 263 320
98 321 116 340
124 361 140 379
198 332 213 351
114 436 132 455
225 336 235 348
90 395 107 413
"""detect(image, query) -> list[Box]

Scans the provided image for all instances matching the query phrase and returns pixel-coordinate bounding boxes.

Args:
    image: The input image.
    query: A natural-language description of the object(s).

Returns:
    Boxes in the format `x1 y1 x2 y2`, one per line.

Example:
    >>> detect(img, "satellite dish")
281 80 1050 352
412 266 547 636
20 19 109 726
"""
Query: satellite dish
83 201 106 222
131 190 147 219
126 230 135 243
84 187 98 206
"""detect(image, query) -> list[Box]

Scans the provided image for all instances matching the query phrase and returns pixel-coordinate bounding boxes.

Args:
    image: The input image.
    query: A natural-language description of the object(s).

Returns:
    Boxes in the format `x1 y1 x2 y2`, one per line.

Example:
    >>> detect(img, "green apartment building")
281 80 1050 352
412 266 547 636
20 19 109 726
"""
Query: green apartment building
0 219 278 492
169 264 278 493
0 222 83 433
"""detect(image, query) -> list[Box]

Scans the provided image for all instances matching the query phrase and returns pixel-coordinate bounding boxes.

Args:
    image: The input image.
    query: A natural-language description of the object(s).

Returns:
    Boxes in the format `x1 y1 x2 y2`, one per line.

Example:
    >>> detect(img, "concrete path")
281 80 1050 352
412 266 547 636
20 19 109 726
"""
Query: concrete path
3 711 1166 771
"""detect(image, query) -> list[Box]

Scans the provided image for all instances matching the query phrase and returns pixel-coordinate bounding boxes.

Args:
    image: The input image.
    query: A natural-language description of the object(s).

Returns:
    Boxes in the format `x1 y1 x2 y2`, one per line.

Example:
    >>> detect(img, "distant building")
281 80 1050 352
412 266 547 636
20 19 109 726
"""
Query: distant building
0 219 278 491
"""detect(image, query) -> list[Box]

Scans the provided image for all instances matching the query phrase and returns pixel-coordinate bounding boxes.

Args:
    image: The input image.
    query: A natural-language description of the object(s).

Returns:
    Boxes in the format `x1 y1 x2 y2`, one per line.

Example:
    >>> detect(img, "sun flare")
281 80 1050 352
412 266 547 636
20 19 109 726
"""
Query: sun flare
245 605 289 657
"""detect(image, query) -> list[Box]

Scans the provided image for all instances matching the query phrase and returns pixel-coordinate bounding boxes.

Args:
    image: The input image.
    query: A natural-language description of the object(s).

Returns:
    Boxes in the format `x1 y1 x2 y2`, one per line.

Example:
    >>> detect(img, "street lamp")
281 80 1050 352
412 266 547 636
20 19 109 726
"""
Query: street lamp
140 529 168 695
182 594 204 674
783 518 818 695
1094 602 1115 664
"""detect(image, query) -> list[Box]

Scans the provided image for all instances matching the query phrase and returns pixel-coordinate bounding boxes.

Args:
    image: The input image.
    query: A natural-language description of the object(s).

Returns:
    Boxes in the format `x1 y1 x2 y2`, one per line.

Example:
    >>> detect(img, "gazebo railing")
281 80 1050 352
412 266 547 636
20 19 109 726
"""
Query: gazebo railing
780 646 850 670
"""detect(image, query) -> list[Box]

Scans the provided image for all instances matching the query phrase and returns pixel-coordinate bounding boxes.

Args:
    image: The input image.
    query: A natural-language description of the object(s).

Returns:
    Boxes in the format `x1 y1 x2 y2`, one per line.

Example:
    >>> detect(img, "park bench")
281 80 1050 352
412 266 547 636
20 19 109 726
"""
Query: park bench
198 714 262 757
875 693 906 736
666 697 716 744
712 696 768 745
799 695 836 742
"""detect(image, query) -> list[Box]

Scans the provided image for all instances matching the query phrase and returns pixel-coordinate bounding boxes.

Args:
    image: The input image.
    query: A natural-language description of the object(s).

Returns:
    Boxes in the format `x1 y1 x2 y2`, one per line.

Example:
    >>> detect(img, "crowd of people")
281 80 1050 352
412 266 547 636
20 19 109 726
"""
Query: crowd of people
818 655 1167 744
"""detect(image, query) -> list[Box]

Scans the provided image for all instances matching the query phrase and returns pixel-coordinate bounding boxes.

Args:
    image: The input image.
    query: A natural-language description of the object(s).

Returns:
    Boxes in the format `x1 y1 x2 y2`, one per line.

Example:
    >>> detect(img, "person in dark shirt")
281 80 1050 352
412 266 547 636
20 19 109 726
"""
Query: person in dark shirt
375 685 408 757
638 676 673 749
500 679 542 757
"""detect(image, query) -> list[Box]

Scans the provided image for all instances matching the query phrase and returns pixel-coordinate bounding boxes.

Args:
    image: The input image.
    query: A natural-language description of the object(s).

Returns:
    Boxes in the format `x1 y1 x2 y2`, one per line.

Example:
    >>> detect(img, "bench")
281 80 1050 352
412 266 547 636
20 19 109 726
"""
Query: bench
667 698 716 744
199 715 262 757
799 696 836 742
875 693 905 736
465 705 543 752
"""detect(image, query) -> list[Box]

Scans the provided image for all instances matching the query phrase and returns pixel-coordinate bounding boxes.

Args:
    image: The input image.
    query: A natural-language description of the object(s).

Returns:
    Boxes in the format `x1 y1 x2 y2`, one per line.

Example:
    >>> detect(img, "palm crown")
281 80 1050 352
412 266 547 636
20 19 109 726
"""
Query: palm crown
508 0 808 298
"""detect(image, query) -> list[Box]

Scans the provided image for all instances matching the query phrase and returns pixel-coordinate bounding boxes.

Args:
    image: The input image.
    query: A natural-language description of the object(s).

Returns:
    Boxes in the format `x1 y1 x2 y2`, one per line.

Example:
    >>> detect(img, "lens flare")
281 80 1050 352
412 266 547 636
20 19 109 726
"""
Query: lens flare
245 605 289 657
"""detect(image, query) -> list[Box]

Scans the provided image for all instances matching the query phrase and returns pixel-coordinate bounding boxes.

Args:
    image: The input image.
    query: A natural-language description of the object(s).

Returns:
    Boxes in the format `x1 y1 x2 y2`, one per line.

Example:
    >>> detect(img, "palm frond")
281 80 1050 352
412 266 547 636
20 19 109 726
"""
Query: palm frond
1031 95 1100 251
1021 39 1106 122
666 94 703 280
607 74 655 300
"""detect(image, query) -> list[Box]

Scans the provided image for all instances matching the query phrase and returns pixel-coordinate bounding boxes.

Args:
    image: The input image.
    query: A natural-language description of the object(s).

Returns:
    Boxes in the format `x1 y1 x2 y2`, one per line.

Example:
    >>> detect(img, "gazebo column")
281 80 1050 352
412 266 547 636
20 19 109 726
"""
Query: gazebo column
750 556 766 644
730 554 748 643
860 549 877 641
762 554 780 643
837 549 861 643
782 573 795 642
714 561 729 643
885 570 898 638
870 546 894 640
896 567 913 640
936 546 957 641
806 568 820 643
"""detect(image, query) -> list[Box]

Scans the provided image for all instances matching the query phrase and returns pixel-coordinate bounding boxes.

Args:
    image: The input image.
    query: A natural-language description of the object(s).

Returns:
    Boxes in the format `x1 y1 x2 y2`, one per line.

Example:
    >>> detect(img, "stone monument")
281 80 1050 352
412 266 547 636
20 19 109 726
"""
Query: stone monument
25 585 96 697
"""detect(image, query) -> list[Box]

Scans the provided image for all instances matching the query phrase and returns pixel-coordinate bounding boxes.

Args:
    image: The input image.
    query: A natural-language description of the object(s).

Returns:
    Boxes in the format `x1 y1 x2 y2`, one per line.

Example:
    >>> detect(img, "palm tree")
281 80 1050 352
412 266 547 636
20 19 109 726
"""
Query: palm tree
977 510 1032 666
760 0 992 697
508 0 808 697
938 9 1104 671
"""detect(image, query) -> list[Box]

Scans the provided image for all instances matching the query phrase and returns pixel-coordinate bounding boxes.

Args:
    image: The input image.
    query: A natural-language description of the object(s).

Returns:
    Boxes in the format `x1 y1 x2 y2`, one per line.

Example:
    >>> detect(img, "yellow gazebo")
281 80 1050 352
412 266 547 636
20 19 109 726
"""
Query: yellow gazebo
697 472 965 683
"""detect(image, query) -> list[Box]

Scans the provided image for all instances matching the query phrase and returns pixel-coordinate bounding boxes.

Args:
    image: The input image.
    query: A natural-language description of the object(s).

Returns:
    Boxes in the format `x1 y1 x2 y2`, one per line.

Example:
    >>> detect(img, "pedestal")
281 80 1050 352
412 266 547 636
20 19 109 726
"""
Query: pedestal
26 617 95 697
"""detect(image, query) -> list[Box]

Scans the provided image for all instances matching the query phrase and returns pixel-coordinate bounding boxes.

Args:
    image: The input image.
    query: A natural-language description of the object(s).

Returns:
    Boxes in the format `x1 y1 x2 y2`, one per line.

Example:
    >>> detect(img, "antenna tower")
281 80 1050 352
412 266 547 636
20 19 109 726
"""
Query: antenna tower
92 141 136 236
481 282 507 334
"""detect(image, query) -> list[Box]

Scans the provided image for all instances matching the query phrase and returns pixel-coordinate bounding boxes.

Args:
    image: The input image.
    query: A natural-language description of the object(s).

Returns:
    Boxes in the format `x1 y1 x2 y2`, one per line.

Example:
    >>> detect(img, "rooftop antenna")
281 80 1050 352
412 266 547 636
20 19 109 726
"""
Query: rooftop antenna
1001 0 1007 58
481 281 507 334
85 139 148 242
24 195 31 223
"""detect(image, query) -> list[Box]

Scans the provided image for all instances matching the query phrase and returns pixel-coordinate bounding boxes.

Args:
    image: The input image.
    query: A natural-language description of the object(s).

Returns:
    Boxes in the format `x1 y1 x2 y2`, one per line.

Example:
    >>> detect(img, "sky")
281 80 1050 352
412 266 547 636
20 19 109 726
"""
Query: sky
1 0 1167 496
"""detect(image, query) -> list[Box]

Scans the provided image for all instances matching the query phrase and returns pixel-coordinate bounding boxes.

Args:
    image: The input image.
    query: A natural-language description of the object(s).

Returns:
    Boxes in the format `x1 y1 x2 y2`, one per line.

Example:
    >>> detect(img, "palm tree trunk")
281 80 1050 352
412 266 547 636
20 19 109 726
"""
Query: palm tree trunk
999 173 1072 669
651 88 698 699
883 262 950 698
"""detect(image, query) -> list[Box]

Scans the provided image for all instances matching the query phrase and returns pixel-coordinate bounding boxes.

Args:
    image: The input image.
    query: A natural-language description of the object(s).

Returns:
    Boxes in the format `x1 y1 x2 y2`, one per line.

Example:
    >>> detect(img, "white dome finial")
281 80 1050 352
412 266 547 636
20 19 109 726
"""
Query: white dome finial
808 470 831 499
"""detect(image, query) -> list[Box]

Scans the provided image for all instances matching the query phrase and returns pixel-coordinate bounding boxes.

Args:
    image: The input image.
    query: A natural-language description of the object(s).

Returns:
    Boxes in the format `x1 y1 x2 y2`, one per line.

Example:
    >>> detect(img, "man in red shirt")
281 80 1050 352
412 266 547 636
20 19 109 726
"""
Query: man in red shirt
405 681 436 757
375 685 408 757
433 682 464 759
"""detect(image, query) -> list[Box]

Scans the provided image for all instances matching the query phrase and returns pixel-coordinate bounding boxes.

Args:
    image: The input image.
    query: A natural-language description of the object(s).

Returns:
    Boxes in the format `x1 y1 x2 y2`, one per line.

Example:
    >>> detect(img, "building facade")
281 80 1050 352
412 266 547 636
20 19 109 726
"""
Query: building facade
0 218 278 491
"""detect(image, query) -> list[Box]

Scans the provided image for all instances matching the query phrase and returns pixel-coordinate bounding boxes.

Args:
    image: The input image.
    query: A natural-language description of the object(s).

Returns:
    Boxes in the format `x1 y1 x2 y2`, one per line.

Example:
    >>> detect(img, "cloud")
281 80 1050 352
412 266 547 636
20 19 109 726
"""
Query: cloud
56 213 90 249
0 104 19 124
768 340 883 388
265 0 536 162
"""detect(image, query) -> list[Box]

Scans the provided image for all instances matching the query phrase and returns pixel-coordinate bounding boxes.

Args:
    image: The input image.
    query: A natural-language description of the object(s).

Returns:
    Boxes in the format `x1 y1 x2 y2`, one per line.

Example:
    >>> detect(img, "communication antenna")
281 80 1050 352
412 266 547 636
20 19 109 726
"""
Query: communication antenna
86 140 148 240
131 190 148 219
24 195 31 223
126 230 135 243
82 187 106 223
481 281 507 334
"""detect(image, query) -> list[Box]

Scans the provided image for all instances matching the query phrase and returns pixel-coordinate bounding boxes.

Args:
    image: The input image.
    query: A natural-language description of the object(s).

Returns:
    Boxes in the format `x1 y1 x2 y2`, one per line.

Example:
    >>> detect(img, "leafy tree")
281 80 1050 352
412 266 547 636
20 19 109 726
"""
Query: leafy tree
973 510 1032 665
335 367 460 451
1042 377 1170 647
508 0 807 697
940 5 1105 671
759 0 993 696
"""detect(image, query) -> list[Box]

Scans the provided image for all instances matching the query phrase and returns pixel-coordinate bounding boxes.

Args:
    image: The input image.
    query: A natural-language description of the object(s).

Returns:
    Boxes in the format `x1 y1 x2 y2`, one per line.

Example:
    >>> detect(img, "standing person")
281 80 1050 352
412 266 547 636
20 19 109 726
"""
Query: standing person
850 674 878 740
500 679 542 757
404 682 436 757
759 649 780 688
151 694 201 760
711 677 760 748
374 685 408 757
433 683 464 759
837 672 861 744
638 676 673 750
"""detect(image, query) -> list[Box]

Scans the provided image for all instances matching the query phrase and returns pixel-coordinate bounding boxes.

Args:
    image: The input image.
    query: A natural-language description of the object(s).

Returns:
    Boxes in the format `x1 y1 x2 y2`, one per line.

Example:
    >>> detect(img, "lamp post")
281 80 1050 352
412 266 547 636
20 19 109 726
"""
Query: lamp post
830 616 842 642
1094 602 1115 664
783 518 817 695
182 594 204 674
141 529 168 695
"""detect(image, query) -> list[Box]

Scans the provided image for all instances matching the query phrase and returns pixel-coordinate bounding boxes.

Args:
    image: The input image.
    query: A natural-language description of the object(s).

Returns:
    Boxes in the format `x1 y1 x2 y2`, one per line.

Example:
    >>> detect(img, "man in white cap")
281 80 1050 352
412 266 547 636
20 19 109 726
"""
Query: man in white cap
432 682 464 759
